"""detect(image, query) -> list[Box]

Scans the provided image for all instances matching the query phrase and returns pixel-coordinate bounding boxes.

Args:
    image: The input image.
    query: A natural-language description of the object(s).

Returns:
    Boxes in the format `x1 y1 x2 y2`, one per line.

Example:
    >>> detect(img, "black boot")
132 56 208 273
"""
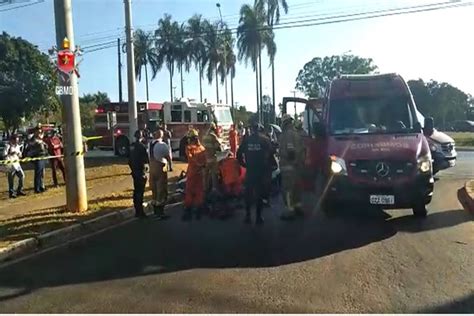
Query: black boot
195 207 202 220
256 210 264 226
182 208 192 221
244 209 251 224
154 205 169 220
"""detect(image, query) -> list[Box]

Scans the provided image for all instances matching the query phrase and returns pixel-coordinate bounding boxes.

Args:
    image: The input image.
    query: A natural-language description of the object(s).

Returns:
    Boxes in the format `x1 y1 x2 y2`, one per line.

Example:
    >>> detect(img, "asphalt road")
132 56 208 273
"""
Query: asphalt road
0 153 473 313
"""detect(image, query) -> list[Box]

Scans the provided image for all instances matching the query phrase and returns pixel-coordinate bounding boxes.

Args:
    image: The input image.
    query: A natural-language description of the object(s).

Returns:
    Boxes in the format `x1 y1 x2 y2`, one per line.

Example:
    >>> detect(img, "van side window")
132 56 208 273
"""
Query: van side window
184 110 192 122
171 104 182 122
197 110 209 122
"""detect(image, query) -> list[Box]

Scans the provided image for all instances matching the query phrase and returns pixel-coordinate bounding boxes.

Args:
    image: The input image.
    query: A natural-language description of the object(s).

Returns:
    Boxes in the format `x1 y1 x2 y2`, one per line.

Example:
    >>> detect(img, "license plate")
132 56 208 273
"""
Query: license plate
370 195 395 205
449 160 456 167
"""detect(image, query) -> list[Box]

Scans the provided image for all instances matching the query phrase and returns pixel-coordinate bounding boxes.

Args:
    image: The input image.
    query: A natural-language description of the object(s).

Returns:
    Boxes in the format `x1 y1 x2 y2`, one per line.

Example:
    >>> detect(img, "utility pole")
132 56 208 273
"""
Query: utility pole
216 3 228 105
117 38 123 103
53 0 88 212
124 0 138 139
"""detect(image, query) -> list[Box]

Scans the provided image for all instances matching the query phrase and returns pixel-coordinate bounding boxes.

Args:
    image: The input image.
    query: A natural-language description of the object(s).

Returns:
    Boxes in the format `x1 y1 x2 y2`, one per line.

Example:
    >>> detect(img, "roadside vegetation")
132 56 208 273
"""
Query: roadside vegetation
447 132 474 147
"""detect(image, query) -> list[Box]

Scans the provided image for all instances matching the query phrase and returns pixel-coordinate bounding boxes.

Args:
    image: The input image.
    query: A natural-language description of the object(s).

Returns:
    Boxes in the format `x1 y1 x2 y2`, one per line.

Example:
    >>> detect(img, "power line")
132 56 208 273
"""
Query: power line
80 1 472 55
0 0 43 12
38 0 458 51
272 1 473 31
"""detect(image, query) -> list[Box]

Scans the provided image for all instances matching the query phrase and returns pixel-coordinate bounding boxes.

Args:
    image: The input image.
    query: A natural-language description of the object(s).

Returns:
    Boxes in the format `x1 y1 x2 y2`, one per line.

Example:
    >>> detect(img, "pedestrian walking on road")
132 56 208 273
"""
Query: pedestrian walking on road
26 127 48 194
182 129 207 221
229 124 239 157
161 123 173 172
149 129 171 220
3 134 26 199
237 121 245 144
237 115 272 225
45 129 66 187
279 115 305 220
129 130 149 218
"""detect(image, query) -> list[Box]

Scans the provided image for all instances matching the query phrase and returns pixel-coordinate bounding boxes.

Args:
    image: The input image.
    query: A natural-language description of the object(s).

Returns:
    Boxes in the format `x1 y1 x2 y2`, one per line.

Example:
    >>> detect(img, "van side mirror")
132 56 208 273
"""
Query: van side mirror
313 122 326 137
424 117 434 136
413 122 422 133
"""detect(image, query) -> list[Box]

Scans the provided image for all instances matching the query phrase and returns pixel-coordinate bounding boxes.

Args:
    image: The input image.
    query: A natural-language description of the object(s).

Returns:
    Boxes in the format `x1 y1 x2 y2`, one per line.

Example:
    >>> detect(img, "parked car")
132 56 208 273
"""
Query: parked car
448 120 474 132
416 110 457 174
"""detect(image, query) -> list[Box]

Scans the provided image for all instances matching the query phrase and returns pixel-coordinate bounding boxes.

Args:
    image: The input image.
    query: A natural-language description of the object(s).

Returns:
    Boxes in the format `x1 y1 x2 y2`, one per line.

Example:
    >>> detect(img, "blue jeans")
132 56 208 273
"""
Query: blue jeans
33 160 46 192
7 168 24 195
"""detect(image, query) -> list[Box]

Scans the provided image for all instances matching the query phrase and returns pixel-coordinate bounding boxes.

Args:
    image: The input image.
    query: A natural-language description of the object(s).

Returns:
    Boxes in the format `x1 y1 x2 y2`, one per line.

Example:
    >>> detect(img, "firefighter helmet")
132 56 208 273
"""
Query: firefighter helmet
281 114 294 127
187 128 199 138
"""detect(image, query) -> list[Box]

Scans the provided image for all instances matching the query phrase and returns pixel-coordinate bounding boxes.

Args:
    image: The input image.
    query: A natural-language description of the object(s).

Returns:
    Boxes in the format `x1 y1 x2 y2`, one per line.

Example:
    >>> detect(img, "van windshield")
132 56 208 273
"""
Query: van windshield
329 96 414 135
213 108 233 124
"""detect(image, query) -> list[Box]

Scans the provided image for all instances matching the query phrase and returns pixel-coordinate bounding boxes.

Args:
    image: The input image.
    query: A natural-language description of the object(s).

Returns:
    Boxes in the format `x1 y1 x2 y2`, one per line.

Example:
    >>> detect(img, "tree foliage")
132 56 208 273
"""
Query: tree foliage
295 55 378 97
0 32 59 133
233 105 253 125
408 79 471 128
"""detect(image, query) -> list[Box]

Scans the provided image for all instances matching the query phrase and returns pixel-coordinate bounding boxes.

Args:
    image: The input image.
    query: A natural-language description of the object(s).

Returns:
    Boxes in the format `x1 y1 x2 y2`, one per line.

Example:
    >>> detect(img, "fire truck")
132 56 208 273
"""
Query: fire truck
93 99 233 157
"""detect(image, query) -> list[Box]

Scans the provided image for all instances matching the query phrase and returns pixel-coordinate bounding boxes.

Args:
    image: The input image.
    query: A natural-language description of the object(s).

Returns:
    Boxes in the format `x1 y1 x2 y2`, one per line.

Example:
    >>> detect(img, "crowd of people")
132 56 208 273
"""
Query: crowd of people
2 124 69 198
128 114 306 225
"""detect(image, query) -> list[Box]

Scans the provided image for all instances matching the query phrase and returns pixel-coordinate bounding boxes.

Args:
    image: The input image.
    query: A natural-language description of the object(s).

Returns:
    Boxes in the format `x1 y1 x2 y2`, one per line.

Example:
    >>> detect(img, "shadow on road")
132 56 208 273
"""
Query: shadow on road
0 204 472 305
0 205 396 299
418 292 474 313
389 209 473 233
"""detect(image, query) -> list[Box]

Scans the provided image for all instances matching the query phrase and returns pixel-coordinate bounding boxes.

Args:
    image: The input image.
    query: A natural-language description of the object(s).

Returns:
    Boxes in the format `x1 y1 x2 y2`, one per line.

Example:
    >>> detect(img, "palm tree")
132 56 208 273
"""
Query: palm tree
187 15 208 102
256 0 288 123
203 21 223 103
154 14 180 101
218 26 236 109
134 29 159 101
237 3 275 121
176 23 191 99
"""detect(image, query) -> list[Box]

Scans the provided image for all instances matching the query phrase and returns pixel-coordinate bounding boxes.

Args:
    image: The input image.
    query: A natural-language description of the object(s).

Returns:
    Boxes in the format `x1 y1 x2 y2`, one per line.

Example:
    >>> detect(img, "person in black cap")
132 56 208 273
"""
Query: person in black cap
237 115 272 225
128 130 149 218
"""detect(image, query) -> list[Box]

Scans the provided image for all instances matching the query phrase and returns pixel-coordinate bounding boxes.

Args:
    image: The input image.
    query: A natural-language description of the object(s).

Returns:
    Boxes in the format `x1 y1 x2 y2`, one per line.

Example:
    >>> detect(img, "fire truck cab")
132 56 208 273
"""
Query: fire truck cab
163 99 233 160
93 99 233 158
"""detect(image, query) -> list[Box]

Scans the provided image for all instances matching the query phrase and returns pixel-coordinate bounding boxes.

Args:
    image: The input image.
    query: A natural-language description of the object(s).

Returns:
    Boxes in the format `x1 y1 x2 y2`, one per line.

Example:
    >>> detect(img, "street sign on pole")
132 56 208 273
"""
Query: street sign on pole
107 111 117 130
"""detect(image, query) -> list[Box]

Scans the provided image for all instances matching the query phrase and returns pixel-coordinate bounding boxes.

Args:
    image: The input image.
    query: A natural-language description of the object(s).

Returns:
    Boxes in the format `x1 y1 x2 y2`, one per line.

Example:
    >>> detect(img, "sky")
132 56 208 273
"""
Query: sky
1 0 474 116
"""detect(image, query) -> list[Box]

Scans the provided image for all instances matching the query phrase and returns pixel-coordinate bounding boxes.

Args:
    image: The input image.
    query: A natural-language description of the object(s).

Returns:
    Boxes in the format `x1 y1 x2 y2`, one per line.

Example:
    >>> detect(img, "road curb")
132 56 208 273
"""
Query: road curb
457 180 474 214
0 194 184 264
456 148 474 152
0 238 38 263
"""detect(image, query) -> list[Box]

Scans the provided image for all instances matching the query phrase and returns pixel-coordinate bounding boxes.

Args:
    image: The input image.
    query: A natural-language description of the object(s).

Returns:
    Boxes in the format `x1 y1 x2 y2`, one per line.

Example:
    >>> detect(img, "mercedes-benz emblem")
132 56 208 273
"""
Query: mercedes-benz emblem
375 162 390 177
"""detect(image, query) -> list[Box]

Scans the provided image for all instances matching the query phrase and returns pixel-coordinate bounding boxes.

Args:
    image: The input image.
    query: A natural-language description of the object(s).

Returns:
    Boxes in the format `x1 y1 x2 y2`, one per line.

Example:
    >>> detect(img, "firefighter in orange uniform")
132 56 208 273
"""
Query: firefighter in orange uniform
182 129 207 221
219 152 243 198
229 124 239 157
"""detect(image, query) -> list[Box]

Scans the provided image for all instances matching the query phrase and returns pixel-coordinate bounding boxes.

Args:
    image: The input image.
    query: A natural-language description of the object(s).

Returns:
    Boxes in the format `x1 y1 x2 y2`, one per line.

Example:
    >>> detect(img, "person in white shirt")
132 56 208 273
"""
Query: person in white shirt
148 129 171 219
3 134 26 198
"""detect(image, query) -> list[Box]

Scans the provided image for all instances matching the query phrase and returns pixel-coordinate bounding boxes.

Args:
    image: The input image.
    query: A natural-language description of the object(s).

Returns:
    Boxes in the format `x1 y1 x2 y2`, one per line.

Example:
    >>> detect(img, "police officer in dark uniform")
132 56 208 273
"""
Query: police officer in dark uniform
128 130 149 218
237 115 272 225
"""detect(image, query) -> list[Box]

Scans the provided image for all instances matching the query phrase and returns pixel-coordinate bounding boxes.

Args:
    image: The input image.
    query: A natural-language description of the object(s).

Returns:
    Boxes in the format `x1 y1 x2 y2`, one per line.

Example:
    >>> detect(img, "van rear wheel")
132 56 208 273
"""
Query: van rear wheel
412 203 428 218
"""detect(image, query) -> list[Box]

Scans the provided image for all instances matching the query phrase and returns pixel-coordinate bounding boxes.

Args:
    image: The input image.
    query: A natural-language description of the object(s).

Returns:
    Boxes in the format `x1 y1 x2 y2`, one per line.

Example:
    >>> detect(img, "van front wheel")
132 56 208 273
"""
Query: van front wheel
412 203 428 218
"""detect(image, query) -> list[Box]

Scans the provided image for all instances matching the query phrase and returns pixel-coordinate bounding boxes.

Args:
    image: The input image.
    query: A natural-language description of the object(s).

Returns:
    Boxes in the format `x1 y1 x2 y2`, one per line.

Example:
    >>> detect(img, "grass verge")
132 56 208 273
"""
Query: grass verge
0 190 157 249
446 132 474 147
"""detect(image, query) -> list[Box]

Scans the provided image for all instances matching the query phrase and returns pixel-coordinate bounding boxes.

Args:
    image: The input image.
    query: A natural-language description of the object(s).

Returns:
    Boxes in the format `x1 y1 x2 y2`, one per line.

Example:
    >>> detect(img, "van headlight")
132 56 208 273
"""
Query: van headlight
417 154 432 173
427 139 441 153
330 155 347 175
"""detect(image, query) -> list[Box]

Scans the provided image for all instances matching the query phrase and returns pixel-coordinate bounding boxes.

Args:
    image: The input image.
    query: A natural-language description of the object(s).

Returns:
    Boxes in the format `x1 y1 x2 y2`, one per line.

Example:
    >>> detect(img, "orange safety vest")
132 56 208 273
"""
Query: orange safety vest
219 157 241 185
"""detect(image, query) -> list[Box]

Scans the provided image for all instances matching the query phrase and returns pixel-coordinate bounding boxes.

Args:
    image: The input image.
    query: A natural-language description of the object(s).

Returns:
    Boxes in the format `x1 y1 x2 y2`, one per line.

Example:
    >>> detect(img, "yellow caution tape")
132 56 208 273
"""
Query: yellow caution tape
84 136 103 141
0 136 102 165
0 150 87 165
